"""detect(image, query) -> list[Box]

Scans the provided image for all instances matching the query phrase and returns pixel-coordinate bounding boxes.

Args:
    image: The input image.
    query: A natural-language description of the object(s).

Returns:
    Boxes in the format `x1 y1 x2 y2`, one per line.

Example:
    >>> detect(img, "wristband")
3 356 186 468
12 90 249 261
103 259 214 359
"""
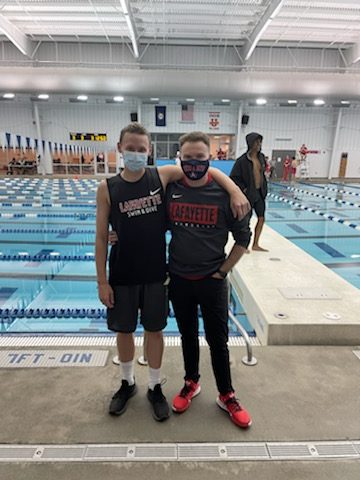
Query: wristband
217 270 228 279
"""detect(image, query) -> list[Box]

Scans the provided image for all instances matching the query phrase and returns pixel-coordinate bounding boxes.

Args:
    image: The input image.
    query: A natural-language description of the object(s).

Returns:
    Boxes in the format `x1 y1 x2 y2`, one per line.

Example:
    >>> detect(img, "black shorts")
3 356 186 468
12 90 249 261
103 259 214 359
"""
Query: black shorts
253 189 266 218
107 281 168 333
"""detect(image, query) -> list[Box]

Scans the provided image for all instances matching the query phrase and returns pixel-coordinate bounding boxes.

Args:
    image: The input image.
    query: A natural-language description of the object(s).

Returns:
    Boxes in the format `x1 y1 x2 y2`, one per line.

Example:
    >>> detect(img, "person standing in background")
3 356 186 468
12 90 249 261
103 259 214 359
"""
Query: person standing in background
291 156 298 182
175 150 181 166
230 132 268 252
282 156 291 181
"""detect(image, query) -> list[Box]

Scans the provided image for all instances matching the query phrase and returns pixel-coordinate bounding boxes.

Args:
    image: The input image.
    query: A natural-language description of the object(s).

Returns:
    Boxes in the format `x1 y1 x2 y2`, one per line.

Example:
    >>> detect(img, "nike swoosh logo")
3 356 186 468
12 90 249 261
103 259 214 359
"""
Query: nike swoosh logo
150 188 161 195
172 194 183 199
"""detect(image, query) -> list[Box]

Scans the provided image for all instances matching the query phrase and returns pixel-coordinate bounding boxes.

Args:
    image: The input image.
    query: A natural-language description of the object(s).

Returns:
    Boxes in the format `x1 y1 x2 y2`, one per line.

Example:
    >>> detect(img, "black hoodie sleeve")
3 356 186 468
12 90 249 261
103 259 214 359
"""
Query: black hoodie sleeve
230 157 246 192
225 204 251 248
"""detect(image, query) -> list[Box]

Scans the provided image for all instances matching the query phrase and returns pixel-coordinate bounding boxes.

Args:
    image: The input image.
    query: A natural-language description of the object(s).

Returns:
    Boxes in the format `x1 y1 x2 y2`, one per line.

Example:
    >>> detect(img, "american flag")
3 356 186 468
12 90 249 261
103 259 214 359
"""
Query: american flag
181 104 194 122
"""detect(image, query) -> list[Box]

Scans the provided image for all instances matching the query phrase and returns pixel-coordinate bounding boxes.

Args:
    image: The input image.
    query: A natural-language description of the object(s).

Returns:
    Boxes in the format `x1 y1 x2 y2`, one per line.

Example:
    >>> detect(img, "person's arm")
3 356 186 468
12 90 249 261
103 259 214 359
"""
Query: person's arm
95 180 114 308
212 210 251 279
209 167 250 219
157 165 183 190
158 164 250 219
212 244 247 279
229 158 247 192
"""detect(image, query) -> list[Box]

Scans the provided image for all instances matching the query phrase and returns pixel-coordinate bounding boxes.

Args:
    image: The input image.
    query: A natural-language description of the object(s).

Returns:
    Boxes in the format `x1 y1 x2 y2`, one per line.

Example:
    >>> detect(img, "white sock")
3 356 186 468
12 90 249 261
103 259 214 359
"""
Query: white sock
120 360 135 385
148 367 161 390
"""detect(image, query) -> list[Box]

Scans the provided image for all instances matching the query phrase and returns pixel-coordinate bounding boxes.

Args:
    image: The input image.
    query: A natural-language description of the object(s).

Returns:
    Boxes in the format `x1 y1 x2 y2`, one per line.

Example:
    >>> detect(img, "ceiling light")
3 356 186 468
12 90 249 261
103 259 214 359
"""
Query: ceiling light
3 93 15 99
221 99 230 103
341 100 350 105
256 98 267 105
186 98 195 102
38 94 49 100
113 96 124 102
313 99 325 106
77 95 88 101
288 99 297 104
150 97 159 101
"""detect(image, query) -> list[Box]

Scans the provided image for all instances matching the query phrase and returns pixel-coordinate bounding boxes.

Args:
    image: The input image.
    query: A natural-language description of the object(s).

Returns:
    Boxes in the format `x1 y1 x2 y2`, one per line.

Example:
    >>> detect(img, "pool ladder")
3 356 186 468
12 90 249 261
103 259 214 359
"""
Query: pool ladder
228 279 257 366
228 309 257 366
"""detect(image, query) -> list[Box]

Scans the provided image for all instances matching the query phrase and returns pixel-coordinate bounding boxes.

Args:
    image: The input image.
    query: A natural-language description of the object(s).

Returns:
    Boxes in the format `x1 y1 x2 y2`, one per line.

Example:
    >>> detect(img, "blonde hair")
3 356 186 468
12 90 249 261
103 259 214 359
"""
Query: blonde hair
119 122 151 144
179 131 210 149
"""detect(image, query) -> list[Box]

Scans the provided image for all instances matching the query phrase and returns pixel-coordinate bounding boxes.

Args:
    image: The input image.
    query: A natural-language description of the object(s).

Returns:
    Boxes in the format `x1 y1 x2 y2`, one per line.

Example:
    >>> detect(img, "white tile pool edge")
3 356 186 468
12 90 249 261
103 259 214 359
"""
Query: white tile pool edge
0 335 261 347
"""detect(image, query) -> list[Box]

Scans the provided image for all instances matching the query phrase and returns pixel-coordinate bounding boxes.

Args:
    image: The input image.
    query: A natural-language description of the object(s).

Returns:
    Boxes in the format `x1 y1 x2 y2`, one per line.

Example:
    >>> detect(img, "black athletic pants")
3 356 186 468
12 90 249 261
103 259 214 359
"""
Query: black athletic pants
169 274 233 395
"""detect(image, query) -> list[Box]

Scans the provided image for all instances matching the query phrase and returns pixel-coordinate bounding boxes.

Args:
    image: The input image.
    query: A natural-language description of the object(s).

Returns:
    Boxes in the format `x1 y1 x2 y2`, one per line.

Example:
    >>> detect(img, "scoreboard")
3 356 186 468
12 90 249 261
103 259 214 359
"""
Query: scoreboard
70 133 107 141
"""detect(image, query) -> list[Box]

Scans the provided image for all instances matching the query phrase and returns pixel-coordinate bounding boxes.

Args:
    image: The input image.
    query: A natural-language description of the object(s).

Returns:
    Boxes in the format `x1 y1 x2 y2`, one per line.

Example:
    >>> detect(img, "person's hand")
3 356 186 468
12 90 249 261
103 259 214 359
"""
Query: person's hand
98 282 114 308
211 272 224 280
108 230 118 245
230 188 251 219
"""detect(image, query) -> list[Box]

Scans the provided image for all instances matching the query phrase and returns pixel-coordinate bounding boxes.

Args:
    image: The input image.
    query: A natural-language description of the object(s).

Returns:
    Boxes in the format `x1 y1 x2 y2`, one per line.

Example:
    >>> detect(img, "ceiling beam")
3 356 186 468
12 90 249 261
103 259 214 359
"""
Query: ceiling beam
347 40 360 64
241 0 284 62
0 13 34 57
120 0 139 58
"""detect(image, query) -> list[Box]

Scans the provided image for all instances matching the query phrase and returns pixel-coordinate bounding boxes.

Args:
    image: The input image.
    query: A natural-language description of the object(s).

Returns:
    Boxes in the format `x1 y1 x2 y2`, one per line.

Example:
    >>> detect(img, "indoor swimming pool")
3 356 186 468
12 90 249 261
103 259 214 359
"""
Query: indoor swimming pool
0 177 251 335
267 181 360 289
0 177 359 335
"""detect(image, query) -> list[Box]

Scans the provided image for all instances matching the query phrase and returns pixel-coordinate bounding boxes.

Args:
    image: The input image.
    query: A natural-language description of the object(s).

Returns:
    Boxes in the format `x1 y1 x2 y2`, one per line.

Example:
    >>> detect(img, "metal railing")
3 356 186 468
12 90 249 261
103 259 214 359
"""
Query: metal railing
228 309 257 366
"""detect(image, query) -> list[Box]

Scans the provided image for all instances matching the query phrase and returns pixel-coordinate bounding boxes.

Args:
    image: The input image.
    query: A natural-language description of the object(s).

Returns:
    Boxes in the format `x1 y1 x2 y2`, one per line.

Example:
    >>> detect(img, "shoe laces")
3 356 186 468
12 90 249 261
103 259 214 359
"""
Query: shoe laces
180 380 195 398
224 395 242 413
152 383 166 402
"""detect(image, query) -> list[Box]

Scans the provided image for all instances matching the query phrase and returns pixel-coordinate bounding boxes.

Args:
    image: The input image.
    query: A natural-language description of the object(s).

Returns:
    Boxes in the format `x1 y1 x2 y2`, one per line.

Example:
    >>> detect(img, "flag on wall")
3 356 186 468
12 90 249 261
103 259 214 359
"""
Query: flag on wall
155 105 166 127
209 111 220 130
181 104 194 122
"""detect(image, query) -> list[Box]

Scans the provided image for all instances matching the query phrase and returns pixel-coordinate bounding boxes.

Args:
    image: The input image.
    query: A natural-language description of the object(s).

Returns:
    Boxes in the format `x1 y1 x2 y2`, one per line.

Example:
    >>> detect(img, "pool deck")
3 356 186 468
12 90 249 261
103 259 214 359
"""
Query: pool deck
0 177 359 478
0 343 359 479
228 222 360 345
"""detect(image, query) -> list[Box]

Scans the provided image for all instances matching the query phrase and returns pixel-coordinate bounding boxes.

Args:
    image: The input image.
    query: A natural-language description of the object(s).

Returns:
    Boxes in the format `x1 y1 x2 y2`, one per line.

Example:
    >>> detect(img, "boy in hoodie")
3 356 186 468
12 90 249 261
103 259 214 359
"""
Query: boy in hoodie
230 132 268 252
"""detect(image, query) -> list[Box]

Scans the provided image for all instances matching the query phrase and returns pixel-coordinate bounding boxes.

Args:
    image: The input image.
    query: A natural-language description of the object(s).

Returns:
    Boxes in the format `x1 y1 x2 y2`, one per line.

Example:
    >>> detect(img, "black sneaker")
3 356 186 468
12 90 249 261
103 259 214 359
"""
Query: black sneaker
109 380 137 416
147 384 170 422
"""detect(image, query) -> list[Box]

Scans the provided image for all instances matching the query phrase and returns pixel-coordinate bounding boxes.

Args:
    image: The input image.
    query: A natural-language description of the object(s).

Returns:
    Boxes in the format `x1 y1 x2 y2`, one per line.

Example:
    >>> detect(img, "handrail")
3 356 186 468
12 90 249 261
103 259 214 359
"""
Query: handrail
228 309 257 366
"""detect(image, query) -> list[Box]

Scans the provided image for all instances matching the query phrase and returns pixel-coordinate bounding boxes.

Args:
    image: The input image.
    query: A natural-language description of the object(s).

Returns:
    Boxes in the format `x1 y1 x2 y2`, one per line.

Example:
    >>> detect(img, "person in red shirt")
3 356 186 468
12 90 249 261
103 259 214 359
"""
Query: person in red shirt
282 156 291 181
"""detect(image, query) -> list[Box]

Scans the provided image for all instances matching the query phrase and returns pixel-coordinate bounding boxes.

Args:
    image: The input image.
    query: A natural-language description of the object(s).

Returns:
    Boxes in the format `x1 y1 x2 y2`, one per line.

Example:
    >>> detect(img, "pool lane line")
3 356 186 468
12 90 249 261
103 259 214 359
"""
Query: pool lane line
271 183 360 208
267 193 360 231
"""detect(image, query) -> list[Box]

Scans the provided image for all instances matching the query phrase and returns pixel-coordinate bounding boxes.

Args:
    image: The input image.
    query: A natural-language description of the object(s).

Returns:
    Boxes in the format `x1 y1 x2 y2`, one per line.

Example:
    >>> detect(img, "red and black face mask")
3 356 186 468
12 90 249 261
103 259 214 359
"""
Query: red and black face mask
180 159 210 180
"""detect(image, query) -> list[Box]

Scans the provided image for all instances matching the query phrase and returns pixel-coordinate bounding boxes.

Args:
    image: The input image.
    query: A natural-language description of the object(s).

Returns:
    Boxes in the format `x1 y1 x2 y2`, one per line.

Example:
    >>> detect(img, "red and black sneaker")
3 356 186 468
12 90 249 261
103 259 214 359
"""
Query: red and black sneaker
172 380 201 413
216 392 252 428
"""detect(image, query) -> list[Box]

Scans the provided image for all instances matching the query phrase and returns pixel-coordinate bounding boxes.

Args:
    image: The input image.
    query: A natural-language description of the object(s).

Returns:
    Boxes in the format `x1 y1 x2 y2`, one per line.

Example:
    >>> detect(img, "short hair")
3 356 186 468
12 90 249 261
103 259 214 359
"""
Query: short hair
179 131 210 149
119 122 151 144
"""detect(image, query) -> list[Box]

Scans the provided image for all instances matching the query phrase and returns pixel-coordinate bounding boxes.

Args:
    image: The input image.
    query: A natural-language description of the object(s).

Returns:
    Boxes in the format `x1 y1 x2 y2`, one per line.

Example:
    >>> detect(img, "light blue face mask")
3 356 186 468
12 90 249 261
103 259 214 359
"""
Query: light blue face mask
123 151 147 172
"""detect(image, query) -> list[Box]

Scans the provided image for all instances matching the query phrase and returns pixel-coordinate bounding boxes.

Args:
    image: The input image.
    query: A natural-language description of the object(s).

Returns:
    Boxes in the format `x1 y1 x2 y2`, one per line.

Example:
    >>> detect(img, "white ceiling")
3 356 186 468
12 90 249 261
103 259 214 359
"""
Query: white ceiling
0 0 359 46
1 1 360 98
1 66 360 100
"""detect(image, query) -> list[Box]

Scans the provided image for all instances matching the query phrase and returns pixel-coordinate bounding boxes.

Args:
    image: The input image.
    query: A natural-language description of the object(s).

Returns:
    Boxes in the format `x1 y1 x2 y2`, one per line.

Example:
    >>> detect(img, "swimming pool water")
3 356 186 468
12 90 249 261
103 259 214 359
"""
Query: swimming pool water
0 178 252 335
1 177 359 335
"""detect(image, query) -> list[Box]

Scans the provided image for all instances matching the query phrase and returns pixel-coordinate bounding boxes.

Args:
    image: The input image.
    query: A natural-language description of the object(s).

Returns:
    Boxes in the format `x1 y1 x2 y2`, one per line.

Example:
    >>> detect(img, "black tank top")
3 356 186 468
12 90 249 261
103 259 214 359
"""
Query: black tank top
106 168 167 286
